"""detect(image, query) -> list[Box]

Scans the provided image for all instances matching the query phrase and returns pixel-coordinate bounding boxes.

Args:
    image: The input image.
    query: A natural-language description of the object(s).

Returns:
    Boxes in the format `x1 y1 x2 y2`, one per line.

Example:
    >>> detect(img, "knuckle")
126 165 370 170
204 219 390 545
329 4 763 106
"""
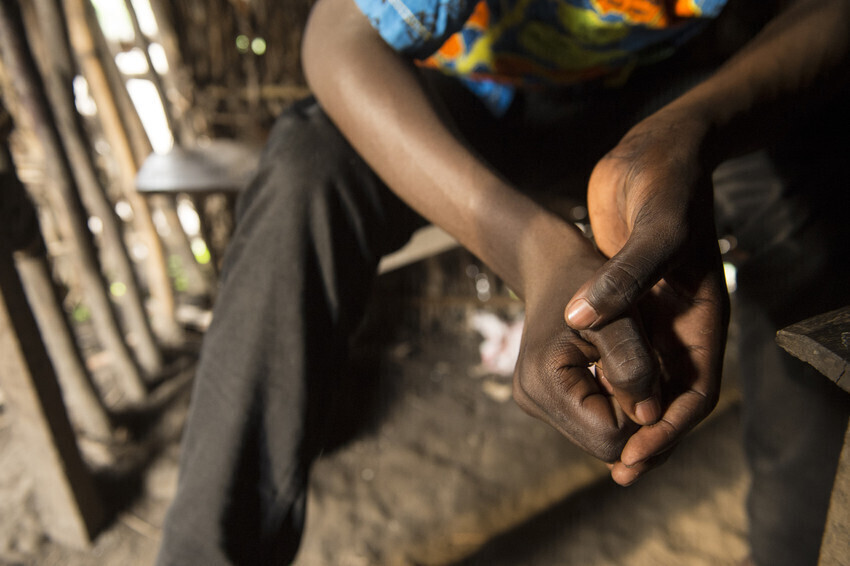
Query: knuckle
656 418 680 443
593 151 630 178
588 433 628 464
633 204 688 252
582 322 656 396
512 370 534 410
512 386 534 416
512 359 545 408
693 385 720 416
605 348 656 393
589 260 647 309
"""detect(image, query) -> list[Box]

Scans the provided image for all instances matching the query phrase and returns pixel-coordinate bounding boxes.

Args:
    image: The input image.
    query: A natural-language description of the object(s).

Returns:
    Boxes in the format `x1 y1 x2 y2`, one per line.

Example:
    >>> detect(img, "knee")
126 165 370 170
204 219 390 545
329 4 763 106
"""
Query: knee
236 98 357 223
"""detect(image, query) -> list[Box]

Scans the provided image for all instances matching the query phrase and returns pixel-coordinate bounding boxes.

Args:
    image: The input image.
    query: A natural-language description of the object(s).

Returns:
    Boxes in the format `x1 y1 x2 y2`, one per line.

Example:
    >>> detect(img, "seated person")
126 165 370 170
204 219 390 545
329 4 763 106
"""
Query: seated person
157 0 850 564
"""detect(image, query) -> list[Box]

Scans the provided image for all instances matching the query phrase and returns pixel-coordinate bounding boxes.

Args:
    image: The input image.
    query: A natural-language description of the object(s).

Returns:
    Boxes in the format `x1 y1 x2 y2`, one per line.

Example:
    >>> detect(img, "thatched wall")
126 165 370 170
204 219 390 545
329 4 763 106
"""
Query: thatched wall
165 0 314 137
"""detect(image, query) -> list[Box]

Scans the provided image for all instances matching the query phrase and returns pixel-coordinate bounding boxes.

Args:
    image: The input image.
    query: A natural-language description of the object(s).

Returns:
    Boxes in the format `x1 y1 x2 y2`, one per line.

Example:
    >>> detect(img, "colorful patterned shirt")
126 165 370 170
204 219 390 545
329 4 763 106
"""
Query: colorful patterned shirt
354 0 728 112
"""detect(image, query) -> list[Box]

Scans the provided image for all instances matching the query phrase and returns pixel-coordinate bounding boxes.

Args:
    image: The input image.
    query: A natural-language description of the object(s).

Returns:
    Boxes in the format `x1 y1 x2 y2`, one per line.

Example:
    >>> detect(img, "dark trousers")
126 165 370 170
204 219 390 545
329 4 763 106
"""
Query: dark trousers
714 112 850 565
156 62 850 565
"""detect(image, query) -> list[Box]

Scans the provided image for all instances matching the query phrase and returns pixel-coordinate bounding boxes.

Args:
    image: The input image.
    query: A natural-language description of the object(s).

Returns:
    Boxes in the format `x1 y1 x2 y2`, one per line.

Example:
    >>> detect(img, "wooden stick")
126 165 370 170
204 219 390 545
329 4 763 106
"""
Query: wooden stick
146 0 195 145
65 0 185 345
0 239 108 548
31 0 164 378
0 0 147 403
2 130 112 440
1 101 106 545
120 0 180 141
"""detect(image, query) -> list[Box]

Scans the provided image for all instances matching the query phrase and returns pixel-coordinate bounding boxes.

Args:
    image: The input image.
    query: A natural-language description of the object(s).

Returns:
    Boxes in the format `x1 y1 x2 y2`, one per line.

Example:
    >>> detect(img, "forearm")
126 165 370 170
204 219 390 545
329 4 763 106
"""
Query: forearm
301 0 586 296
664 0 850 162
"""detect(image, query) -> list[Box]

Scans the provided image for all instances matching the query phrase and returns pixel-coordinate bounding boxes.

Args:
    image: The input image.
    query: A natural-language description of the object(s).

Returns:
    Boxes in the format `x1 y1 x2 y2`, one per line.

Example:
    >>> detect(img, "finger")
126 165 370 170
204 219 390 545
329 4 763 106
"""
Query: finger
565 227 680 330
616 273 726 473
515 364 632 463
619 385 717 468
610 448 674 486
581 315 661 426
513 332 637 463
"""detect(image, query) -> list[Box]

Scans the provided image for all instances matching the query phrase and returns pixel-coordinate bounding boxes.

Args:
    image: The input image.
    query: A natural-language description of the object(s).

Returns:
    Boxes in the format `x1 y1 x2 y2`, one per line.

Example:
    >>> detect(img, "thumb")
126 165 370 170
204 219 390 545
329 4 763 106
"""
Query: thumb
565 232 673 330
581 314 662 426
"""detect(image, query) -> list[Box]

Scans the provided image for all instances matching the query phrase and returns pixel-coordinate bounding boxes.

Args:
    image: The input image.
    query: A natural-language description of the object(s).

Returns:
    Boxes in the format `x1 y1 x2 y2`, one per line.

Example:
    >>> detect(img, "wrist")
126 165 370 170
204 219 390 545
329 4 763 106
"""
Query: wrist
515 212 599 302
639 102 719 166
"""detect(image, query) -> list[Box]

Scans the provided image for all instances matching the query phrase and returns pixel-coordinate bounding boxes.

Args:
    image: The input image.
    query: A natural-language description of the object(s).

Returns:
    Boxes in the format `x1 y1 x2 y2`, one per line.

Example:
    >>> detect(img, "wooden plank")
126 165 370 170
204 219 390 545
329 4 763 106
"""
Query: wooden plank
0 243 106 548
776 306 850 394
819 423 850 565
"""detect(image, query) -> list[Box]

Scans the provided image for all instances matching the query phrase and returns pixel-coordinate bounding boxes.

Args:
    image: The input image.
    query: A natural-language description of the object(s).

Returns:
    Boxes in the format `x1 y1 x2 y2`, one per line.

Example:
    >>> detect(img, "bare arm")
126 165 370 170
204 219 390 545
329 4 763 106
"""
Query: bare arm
302 0 564 295
302 0 663 462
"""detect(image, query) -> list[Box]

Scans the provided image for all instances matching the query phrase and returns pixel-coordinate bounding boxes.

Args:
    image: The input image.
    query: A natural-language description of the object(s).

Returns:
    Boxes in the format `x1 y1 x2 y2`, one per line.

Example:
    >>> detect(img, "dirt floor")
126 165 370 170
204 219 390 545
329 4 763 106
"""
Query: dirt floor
0 251 752 566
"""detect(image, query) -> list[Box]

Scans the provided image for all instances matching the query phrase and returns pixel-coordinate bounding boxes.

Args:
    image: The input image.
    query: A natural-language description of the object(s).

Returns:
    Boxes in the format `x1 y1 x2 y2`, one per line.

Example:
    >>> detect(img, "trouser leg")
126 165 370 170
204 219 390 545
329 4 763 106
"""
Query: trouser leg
713 109 850 565
736 297 850 566
156 98 425 566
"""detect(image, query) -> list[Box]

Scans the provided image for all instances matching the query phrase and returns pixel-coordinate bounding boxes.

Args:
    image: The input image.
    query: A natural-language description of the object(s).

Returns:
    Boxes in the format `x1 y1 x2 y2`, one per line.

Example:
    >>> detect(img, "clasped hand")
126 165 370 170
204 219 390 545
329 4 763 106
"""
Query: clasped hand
513 109 730 486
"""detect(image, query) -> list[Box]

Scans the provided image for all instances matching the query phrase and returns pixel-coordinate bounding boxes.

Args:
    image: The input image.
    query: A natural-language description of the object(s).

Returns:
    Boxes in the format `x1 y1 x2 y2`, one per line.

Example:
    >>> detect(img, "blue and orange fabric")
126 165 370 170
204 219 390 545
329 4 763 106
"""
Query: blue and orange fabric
353 0 728 112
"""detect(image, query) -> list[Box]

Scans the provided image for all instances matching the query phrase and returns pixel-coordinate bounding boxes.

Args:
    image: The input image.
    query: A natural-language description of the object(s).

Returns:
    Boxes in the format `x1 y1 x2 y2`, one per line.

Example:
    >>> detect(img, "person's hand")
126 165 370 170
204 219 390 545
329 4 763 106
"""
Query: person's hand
512 225 661 463
565 108 730 485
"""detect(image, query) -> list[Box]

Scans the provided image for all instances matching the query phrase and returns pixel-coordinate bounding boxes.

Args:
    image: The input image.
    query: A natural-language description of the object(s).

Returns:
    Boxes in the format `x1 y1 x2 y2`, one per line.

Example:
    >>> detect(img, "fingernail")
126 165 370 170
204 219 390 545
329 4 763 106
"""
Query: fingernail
566 299 598 328
635 397 661 425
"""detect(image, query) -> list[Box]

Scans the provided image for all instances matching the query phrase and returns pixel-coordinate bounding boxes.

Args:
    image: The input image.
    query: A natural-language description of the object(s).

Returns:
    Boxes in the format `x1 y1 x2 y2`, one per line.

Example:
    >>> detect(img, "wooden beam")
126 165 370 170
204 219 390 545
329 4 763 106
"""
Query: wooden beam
1 132 112 441
31 0 165 378
0 0 148 402
65 0 186 345
0 238 106 548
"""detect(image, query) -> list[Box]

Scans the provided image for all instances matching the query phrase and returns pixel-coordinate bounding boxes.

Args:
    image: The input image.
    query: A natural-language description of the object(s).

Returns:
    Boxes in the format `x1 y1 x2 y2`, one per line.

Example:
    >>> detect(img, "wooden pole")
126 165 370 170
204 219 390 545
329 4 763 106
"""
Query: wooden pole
0 109 106 545
30 0 164 378
146 0 195 145
119 0 218 295
120 0 180 142
2 137 113 444
86 0 214 300
15 253 116 439
65 0 186 345
0 0 147 403
0 239 108 548
73 0 150 166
